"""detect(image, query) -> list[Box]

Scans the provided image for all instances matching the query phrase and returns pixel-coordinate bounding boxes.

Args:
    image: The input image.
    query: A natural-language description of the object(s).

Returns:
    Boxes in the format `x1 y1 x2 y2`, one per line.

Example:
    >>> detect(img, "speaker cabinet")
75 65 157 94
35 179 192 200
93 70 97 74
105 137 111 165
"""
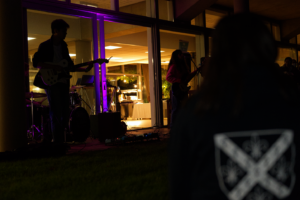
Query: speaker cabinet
90 112 121 142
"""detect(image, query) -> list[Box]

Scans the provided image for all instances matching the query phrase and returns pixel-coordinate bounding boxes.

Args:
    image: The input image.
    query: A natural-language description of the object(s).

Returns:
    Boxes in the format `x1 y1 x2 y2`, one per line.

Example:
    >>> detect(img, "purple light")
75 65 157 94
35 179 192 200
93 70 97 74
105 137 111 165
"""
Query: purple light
92 16 101 114
98 16 108 112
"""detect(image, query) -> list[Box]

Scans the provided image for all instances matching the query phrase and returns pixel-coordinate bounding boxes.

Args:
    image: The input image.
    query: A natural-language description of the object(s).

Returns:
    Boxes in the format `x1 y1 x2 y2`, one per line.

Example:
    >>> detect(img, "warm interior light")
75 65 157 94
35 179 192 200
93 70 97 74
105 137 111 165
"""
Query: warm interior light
33 87 40 91
124 80 127 83
145 51 164 53
28 37 36 41
105 46 122 50
80 3 98 8
69 54 76 57
110 57 122 60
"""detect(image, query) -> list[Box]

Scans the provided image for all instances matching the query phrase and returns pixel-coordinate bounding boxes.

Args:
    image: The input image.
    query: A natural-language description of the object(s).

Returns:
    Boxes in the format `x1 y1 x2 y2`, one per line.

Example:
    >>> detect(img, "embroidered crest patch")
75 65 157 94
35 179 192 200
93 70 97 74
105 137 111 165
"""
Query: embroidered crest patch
214 129 296 200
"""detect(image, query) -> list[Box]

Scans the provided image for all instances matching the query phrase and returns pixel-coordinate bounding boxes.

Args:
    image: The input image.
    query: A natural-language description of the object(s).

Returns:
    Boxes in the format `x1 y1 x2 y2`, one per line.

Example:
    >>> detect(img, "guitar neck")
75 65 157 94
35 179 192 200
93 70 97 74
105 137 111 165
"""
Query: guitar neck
184 67 200 83
74 59 107 69
74 61 95 69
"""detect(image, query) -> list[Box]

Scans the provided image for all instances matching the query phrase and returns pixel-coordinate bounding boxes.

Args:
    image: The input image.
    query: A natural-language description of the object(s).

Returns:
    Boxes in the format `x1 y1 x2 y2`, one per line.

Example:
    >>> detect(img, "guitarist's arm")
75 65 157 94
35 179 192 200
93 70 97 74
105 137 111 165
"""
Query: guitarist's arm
36 62 64 70
72 62 94 72
182 67 202 84
71 59 109 72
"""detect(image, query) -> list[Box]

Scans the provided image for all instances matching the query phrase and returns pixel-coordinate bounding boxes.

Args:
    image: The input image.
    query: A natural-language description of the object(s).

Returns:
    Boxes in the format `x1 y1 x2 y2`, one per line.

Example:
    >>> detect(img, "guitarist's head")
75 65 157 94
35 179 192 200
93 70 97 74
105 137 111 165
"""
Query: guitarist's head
51 19 70 42
168 49 188 74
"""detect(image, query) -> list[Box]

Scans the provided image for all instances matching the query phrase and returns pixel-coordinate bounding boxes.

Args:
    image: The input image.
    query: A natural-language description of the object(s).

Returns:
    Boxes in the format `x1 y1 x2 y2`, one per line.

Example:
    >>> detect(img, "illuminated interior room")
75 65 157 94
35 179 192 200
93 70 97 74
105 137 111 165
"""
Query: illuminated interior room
1 0 300 151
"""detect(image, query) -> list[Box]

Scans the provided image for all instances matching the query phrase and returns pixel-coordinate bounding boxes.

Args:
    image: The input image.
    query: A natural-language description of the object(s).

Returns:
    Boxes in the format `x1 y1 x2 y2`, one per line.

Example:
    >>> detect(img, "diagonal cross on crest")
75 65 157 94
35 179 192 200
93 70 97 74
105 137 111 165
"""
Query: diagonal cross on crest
214 130 294 200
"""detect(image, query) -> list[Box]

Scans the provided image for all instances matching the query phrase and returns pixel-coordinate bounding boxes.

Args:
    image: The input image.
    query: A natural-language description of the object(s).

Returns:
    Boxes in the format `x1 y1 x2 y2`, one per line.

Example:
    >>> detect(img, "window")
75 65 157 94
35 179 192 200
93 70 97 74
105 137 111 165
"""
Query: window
272 24 281 41
124 65 138 74
205 10 227 29
289 37 296 44
107 66 122 73
119 0 147 16
276 48 297 67
71 0 110 10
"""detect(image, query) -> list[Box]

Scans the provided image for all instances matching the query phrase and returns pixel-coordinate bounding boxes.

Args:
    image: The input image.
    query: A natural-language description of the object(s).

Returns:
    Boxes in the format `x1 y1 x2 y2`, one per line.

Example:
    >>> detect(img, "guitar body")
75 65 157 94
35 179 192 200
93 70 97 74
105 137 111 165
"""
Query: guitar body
40 59 70 86
171 66 201 99
172 83 191 99
39 68 60 86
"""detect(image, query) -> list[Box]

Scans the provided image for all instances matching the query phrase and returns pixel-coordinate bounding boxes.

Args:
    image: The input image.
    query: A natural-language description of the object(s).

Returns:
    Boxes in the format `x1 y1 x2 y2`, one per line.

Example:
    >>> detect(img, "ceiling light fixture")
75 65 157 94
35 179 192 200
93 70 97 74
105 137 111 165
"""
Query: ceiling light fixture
105 46 122 50
28 37 36 41
69 54 76 57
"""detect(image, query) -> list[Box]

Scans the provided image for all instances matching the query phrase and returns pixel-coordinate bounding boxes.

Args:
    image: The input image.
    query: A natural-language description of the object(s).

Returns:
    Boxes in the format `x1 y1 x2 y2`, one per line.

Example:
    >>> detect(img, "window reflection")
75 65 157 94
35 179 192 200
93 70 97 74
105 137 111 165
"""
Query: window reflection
277 48 297 67
205 10 227 29
119 0 146 16
272 24 281 41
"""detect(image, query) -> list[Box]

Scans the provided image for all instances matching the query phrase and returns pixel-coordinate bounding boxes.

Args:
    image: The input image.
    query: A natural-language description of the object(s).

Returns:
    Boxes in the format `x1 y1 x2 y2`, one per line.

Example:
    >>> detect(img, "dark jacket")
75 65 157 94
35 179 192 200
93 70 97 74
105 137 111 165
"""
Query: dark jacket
33 36 75 88
169 67 300 200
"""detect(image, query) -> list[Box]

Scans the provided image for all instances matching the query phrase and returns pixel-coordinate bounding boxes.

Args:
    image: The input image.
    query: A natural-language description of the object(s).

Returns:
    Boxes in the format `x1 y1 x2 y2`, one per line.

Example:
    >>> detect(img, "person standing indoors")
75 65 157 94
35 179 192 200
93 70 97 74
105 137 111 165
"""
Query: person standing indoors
33 19 94 143
166 50 200 128
169 14 300 200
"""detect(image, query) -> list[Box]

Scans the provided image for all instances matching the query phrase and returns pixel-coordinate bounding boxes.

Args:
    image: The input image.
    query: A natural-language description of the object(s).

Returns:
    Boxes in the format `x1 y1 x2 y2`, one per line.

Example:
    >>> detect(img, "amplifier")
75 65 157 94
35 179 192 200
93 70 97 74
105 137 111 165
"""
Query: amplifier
90 112 121 143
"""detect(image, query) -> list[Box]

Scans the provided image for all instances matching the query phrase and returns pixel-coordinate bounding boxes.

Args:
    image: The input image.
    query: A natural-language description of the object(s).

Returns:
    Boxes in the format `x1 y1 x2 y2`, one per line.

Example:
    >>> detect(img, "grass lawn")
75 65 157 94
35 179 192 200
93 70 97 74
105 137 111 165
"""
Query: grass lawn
0 141 169 200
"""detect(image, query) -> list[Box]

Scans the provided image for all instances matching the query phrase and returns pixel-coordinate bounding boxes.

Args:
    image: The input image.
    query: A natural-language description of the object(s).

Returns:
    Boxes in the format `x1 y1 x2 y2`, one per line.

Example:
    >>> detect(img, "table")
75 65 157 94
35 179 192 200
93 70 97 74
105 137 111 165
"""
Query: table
132 101 168 119
132 103 151 119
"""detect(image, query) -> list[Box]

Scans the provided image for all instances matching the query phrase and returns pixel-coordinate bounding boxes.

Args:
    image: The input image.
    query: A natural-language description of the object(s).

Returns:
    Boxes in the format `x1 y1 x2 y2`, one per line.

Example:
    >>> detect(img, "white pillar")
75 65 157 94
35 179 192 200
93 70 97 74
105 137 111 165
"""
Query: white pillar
167 1 174 21
146 0 157 127
195 12 206 88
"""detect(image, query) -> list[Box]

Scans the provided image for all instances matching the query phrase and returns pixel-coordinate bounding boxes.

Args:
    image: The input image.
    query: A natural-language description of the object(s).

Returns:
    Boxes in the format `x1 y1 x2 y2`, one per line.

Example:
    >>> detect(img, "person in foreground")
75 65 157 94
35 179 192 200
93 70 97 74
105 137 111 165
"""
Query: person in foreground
169 13 300 200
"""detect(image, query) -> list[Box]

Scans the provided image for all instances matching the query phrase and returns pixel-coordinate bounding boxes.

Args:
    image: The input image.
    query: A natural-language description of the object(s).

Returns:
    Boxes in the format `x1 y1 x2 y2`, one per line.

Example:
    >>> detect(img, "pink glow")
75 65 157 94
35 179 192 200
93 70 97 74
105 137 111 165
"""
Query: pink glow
98 16 108 112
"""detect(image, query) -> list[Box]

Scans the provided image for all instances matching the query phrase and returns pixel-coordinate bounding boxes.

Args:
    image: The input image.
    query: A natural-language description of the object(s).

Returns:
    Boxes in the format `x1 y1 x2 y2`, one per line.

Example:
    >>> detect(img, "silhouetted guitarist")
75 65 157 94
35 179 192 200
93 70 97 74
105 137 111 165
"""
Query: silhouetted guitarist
33 19 98 143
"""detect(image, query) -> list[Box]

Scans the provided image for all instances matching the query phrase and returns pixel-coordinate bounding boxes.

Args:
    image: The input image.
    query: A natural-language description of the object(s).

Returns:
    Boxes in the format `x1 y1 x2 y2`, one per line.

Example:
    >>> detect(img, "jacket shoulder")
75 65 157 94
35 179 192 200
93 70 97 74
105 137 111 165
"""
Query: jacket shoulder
38 38 52 49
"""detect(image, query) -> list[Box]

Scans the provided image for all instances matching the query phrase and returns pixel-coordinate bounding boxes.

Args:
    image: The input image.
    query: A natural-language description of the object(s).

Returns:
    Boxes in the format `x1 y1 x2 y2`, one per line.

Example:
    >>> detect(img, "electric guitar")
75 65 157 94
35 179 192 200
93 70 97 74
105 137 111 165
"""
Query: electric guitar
39 58 108 86
172 66 202 98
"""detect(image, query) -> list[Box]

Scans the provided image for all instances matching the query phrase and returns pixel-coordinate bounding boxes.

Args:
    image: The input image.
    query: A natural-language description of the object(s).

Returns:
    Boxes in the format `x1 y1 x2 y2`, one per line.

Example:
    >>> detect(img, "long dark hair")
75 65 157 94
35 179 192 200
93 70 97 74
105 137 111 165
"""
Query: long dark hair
168 49 188 74
197 13 278 115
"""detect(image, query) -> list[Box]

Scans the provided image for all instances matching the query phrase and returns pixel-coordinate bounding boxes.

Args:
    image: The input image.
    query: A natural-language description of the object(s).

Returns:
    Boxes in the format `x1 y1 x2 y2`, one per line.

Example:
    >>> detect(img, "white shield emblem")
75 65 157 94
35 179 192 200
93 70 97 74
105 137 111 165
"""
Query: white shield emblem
214 129 296 200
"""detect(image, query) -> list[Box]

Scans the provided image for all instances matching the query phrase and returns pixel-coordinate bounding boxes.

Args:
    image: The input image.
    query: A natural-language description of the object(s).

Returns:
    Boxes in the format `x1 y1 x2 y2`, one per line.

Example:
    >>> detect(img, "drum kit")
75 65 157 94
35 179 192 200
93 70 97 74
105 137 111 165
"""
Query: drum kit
26 88 90 143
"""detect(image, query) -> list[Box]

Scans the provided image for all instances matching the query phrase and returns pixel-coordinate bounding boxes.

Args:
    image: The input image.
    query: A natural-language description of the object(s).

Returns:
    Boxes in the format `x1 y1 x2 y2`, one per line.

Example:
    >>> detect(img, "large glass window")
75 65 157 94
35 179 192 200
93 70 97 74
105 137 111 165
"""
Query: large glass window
160 30 203 126
27 10 94 114
105 21 152 130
